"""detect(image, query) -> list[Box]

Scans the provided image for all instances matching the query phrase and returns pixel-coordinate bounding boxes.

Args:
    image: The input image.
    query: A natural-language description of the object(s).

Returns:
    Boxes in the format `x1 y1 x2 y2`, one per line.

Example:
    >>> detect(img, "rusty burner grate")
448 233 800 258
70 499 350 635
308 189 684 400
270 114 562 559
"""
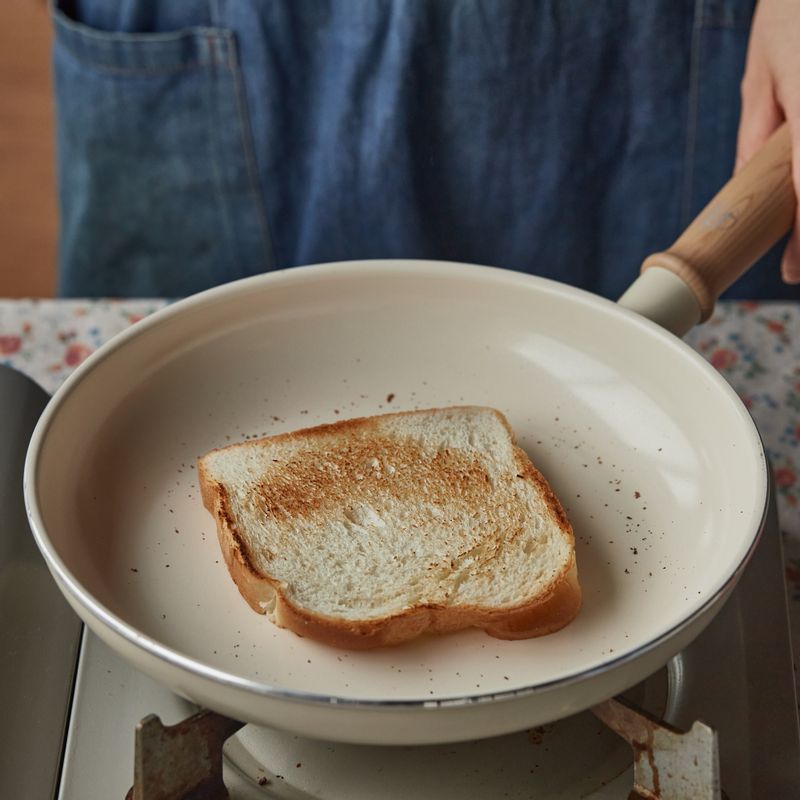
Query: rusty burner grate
124 698 722 800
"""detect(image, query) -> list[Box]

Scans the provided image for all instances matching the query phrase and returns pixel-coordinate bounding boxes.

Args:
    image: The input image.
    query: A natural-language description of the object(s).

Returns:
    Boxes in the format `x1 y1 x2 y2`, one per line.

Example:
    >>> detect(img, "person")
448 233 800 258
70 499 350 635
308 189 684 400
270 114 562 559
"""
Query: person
51 0 800 300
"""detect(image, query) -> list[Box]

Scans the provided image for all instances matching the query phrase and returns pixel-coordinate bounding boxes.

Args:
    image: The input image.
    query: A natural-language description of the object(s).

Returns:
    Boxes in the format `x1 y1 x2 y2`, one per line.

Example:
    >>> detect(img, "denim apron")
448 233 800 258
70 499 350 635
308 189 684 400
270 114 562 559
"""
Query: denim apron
53 0 796 300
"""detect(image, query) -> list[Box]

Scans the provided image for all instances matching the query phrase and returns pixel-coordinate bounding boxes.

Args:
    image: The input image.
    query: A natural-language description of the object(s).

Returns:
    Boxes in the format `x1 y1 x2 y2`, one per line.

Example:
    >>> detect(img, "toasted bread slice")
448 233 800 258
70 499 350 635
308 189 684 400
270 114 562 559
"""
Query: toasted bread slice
198 407 580 649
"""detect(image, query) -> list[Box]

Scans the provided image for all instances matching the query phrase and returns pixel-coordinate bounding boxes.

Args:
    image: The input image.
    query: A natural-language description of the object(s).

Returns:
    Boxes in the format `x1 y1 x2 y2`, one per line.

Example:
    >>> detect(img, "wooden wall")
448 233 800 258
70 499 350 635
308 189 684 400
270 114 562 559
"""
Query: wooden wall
0 0 57 297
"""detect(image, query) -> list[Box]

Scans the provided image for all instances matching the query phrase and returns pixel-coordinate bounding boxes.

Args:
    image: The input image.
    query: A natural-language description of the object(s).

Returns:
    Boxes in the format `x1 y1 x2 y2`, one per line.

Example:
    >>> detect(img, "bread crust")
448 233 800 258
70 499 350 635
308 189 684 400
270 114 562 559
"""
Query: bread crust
198 407 581 649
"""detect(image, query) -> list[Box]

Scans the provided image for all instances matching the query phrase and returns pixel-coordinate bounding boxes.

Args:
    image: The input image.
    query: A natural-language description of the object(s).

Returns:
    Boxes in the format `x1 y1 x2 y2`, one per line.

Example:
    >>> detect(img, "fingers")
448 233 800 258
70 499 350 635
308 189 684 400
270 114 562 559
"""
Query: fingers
780 116 800 284
734 0 800 285
735 61 783 172
781 232 800 284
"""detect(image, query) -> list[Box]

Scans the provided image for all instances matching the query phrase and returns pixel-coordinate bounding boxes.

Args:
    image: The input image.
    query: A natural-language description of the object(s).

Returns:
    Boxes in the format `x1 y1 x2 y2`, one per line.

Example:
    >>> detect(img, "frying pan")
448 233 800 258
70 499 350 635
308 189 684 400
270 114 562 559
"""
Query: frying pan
25 127 794 745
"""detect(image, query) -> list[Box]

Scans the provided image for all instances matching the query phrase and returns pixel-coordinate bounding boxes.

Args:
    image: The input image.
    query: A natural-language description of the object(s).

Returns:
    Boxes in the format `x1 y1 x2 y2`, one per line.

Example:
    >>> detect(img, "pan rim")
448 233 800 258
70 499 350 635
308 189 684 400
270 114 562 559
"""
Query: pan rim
23 259 769 710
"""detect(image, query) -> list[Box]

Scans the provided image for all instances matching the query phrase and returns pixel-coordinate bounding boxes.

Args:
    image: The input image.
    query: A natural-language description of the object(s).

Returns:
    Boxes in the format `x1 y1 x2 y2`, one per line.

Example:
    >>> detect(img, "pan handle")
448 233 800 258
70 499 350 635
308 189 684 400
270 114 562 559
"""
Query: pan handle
619 123 795 336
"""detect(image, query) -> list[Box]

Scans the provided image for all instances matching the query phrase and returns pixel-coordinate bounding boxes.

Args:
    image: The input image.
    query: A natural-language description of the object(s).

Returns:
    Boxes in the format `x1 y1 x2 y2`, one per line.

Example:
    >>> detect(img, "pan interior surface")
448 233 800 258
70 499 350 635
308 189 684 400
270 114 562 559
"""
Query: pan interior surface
30 262 765 705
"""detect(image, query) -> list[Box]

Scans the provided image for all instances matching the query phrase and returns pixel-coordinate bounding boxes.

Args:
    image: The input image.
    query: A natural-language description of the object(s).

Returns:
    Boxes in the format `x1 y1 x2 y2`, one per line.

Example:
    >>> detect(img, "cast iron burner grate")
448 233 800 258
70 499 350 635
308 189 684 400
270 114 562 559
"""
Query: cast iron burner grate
125 697 721 800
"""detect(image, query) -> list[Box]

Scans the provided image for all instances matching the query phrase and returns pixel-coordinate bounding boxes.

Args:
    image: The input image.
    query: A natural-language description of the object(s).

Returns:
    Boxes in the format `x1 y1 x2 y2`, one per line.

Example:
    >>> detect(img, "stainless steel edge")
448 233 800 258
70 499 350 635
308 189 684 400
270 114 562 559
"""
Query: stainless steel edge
740 488 800 797
0 365 83 799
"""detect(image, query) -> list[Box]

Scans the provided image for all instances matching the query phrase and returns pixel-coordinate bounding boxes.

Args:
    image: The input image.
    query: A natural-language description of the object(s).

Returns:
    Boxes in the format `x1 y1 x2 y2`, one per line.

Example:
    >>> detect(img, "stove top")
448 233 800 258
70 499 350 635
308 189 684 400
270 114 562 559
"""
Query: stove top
56 490 799 799
2 364 799 799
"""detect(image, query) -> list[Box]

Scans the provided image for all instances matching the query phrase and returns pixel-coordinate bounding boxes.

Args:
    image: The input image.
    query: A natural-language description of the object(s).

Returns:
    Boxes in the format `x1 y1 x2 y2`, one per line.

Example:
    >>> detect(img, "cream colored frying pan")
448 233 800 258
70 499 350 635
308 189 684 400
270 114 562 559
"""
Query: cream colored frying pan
25 127 793 745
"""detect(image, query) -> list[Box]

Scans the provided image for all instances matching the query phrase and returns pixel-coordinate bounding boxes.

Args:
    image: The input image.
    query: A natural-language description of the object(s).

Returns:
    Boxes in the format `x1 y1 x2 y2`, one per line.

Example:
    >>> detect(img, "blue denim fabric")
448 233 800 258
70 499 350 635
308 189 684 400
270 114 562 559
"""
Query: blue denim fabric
53 1 274 296
53 0 797 300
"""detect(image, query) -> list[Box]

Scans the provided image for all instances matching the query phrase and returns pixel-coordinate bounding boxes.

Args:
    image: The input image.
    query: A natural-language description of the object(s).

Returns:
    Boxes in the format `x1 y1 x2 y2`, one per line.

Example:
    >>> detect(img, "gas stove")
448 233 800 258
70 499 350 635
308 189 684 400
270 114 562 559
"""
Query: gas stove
64 494 800 799
2 365 799 799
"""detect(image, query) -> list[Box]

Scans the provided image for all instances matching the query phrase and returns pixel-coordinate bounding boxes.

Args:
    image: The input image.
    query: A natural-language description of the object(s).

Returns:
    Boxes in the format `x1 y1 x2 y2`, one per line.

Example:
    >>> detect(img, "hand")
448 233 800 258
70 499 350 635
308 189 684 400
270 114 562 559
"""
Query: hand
736 0 800 284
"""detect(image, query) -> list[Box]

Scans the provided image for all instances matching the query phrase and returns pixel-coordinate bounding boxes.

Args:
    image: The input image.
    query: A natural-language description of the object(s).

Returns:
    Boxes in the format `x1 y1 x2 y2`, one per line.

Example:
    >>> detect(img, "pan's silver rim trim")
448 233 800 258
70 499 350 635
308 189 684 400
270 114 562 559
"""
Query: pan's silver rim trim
23 259 770 711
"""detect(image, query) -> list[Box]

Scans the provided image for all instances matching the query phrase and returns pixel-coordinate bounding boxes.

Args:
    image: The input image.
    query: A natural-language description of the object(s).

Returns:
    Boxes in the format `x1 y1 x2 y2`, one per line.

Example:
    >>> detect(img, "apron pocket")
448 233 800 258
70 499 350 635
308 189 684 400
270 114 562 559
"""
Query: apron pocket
53 2 274 297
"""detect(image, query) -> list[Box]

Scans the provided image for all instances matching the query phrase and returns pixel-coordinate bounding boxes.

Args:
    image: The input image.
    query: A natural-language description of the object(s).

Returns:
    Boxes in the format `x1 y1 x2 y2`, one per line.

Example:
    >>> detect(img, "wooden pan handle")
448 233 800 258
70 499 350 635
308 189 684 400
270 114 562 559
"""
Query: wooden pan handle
641 123 795 321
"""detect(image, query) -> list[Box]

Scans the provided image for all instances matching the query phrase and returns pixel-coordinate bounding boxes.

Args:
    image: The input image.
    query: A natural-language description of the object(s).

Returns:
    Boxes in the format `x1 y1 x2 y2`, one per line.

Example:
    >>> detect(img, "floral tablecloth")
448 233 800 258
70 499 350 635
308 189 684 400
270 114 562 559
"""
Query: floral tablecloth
2 298 799 657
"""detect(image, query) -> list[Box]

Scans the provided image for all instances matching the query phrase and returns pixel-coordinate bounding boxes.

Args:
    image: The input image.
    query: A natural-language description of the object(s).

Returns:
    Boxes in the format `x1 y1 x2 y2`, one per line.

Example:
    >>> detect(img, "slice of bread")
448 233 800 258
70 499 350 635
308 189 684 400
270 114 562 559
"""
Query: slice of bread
198 407 580 649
